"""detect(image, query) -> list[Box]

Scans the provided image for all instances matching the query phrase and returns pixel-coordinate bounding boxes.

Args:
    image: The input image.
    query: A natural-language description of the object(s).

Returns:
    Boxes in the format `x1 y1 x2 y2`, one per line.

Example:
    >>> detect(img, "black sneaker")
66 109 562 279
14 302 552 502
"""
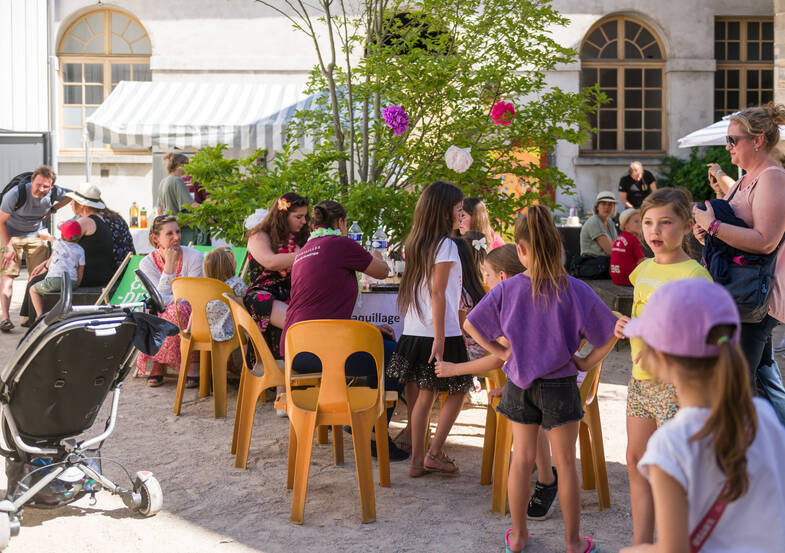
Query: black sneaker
371 438 410 462
527 467 558 520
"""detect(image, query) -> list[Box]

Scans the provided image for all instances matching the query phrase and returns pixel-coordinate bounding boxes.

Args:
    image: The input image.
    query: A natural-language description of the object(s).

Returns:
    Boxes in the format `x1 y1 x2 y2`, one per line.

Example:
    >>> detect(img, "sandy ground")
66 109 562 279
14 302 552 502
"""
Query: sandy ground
1 272 783 553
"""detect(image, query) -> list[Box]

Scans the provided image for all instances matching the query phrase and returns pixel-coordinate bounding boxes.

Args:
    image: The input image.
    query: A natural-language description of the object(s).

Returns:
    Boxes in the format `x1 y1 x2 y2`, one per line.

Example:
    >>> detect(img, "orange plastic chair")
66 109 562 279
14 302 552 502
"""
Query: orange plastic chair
283 320 390 524
490 333 616 515
477 366 506 486
224 293 285 469
171 277 239 418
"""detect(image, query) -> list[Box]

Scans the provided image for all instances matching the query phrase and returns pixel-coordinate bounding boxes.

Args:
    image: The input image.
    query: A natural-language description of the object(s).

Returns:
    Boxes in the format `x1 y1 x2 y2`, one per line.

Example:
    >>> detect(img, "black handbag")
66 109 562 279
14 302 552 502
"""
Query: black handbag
701 185 783 323
569 254 610 280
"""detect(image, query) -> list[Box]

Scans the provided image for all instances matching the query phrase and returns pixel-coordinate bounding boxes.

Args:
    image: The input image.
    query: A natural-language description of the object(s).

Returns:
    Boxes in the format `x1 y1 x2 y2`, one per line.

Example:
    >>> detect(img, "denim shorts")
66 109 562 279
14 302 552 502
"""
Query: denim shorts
496 376 584 430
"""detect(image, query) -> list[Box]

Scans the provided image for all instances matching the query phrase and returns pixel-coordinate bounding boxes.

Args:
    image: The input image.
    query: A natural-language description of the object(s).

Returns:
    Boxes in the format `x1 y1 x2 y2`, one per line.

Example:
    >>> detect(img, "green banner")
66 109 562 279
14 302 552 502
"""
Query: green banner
109 247 247 305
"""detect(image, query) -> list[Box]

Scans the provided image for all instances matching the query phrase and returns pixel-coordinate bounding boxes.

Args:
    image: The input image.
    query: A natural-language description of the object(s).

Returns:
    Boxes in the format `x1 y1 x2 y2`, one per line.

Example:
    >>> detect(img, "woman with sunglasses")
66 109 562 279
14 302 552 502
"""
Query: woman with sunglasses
692 103 785 423
243 193 309 412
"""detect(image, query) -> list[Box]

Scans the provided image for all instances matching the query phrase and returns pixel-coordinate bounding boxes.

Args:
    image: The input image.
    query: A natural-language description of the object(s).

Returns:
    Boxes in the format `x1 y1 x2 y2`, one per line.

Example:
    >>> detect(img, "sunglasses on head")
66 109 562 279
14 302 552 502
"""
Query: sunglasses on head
725 135 750 148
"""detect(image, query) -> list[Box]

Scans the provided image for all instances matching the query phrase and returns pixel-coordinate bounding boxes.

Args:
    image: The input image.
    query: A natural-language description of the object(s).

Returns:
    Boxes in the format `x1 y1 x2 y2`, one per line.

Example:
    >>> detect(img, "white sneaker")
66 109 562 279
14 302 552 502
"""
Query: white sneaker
275 408 288 418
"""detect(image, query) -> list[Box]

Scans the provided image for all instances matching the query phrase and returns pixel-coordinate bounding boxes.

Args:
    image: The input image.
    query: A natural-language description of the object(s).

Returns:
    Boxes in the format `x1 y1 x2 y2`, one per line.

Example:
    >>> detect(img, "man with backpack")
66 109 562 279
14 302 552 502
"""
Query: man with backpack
0 166 71 332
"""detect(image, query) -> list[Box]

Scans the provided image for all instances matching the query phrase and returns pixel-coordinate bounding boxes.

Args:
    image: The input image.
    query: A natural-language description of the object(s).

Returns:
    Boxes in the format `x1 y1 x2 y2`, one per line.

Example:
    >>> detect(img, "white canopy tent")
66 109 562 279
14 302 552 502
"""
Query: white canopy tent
83 81 317 180
677 112 785 148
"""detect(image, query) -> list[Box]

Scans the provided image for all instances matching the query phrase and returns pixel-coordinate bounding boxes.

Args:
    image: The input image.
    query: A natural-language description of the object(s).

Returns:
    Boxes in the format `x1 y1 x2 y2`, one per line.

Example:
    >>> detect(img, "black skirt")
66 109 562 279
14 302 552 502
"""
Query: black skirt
387 335 471 394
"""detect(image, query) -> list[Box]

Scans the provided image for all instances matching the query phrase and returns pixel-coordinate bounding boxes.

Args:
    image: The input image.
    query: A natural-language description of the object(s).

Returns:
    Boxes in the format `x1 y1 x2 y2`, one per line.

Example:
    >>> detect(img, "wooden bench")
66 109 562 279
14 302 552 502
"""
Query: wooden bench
583 279 633 317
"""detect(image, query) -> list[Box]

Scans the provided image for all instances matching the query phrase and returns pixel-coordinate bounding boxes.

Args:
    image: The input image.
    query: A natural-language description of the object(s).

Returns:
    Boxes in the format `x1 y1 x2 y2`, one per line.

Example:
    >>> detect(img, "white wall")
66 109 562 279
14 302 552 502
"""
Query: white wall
0 0 49 132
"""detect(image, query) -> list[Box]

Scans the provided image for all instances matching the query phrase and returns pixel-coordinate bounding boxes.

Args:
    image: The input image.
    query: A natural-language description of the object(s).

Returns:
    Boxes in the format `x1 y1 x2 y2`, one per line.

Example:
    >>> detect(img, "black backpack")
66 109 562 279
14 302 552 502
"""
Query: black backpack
0 172 56 212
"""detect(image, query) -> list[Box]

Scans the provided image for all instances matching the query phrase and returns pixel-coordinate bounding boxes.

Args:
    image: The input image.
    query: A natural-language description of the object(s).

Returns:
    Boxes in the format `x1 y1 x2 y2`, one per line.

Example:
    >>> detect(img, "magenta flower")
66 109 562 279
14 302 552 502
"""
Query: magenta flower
491 101 515 126
382 105 410 136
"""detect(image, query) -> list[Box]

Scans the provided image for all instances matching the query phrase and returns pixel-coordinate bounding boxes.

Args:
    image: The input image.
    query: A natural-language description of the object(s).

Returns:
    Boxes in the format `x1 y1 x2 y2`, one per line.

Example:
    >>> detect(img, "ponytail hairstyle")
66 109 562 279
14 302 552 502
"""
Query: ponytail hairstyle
462 198 495 246
486 243 525 278
452 235 486 306
513 204 566 300
246 192 310 251
730 102 785 153
163 152 189 174
641 324 756 503
311 200 346 229
398 181 464 317
461 230 488 279
203 247 236 282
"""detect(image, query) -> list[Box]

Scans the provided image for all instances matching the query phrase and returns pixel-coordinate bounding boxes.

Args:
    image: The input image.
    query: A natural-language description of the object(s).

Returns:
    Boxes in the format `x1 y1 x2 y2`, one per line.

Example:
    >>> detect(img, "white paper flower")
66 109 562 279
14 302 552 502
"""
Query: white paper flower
244 207 268 230
445 145 473 174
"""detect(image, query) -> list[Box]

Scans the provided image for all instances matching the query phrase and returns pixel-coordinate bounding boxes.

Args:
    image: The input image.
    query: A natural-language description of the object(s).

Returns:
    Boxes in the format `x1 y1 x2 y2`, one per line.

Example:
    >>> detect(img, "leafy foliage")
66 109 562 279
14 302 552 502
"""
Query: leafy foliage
658 147 734 201
185 0 604 249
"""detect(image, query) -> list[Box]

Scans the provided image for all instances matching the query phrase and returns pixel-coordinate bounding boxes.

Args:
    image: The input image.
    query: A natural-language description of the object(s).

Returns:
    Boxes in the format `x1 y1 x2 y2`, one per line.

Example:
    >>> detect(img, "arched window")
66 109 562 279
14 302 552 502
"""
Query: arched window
580 17 665 153
58 8 152 151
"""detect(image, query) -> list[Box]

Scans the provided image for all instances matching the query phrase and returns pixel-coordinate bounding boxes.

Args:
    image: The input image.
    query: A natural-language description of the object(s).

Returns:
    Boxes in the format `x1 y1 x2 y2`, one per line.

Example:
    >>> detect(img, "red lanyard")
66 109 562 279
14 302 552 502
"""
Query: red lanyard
689 481 729 553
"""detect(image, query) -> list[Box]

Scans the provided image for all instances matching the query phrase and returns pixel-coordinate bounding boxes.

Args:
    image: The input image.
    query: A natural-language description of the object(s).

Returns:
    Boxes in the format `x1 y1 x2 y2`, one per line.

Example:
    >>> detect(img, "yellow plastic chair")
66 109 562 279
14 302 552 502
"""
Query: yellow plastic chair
171 277 239 418
283 320 390 524
490 333 616 515
477 367 506 486
225 293 285 469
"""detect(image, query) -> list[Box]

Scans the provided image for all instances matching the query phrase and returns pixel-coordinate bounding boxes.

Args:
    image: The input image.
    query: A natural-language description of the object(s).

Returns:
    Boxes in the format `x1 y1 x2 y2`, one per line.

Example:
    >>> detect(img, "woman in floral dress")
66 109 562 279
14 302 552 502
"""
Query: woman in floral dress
243 192 310 361
136 215 204 387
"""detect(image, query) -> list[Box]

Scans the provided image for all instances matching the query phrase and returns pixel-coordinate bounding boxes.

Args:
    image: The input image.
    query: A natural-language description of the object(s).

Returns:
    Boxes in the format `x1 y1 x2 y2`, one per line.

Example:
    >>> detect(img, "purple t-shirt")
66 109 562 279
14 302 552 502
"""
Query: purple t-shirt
466 273 617 390
281 235 373 353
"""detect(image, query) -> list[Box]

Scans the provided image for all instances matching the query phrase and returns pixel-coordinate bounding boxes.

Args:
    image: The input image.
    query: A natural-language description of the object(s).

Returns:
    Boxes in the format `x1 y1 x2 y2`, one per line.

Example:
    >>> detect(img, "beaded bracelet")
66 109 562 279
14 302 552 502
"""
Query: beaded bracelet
709 219 721 237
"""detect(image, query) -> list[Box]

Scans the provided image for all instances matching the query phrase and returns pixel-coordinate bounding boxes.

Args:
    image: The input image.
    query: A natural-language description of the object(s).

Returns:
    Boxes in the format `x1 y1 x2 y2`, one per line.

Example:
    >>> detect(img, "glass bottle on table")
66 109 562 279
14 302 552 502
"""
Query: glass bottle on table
129 202 139 227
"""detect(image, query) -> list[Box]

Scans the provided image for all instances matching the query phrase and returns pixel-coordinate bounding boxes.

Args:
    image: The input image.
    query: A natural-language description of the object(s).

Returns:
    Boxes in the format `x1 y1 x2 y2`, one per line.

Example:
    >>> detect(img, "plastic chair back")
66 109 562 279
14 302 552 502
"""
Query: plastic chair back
284 319 384 417
224 293 280 379
171 277 234 342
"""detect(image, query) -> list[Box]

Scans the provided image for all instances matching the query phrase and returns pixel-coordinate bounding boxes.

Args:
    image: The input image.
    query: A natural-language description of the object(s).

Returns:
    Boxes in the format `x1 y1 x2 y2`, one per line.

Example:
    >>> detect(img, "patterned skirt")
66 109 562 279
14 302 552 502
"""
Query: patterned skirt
136 301 191 376
243 280 290 360
387 335 471 394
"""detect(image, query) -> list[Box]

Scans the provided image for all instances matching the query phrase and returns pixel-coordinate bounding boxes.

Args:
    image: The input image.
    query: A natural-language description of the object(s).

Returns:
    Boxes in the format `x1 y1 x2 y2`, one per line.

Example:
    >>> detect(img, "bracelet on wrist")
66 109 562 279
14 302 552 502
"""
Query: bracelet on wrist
709 219 721 237
715 169 724 174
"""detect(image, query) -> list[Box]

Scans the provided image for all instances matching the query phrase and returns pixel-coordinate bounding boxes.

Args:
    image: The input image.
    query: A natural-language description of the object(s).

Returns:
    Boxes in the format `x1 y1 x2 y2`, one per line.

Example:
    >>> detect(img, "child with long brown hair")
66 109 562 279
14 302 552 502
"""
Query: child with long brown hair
459 198 505 249
387 181 469 477
619 278 785 553
615 187 712 546
464 205 617 553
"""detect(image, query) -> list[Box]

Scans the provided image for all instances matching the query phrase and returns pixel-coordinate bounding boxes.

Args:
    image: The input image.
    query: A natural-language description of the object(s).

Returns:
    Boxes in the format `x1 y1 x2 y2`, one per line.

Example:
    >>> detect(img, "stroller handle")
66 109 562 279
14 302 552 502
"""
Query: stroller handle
44 273 72 325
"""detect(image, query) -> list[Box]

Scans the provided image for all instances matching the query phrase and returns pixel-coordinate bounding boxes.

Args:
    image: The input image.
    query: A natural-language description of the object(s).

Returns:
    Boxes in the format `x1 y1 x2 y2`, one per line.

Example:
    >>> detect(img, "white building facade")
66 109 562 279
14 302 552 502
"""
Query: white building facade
0 0 779 218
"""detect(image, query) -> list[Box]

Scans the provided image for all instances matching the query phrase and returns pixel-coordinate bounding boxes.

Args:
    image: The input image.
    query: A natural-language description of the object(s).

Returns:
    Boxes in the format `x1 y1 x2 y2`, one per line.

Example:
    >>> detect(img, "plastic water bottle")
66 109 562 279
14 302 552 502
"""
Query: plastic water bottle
348 221 363 245
371 225 391 278
569 206 577 218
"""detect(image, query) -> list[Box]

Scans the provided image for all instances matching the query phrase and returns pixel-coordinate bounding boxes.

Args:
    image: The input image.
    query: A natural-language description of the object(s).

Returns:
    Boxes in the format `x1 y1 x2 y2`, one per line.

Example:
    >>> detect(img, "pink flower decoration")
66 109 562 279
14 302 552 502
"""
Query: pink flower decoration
491 101 515 126
382 105 410 136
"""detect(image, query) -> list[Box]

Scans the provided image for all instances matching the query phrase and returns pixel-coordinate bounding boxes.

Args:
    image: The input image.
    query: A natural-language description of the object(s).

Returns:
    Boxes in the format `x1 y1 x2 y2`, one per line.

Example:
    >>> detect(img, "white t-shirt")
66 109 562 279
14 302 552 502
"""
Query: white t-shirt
639 398 785 552
403 238 463 338
48 239 85 282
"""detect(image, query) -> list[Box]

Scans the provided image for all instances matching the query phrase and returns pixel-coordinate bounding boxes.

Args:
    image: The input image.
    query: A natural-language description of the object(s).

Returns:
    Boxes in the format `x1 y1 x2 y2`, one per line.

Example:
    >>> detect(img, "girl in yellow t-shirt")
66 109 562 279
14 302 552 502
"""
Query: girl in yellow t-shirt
614 188 711 547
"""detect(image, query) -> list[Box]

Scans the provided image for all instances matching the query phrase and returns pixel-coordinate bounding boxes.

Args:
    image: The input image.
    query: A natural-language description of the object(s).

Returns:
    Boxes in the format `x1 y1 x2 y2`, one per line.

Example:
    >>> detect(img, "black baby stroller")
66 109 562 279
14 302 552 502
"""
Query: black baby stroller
0 271 176 549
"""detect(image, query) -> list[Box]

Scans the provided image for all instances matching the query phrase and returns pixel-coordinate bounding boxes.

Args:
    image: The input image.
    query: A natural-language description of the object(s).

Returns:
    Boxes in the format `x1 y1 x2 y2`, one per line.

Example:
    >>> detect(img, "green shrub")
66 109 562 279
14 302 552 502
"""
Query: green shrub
658 147 734 201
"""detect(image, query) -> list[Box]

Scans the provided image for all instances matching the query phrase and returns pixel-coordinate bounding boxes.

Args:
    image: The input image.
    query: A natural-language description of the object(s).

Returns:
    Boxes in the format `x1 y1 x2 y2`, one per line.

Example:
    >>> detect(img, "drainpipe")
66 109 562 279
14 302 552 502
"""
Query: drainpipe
46 0 57 173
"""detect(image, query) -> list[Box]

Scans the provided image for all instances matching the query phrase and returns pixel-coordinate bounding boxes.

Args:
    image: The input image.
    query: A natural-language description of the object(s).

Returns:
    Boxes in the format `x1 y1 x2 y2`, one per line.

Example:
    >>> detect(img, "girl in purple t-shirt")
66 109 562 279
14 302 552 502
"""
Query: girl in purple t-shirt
464 205 617 553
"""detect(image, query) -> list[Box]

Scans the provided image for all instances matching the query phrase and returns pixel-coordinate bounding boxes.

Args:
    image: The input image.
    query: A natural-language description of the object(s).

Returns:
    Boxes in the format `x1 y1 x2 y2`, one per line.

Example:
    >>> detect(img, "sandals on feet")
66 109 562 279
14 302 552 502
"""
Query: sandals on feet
505 528 529 553
408 464 428 478
0 319 13 332
185 376 200 389
146 375 164 387
582 537 598 553
424 451 459 475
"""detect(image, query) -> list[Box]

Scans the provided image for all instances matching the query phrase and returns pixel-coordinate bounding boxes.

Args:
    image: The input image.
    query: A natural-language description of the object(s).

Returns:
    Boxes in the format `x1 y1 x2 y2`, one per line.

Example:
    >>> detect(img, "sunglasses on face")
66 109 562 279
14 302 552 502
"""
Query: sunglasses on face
725 135 750 148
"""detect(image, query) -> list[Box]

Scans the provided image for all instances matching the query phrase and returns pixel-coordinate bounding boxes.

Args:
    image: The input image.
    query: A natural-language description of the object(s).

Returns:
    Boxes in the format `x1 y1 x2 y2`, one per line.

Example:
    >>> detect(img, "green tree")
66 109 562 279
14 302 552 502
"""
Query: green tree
186 0 603 249
658 147 734 202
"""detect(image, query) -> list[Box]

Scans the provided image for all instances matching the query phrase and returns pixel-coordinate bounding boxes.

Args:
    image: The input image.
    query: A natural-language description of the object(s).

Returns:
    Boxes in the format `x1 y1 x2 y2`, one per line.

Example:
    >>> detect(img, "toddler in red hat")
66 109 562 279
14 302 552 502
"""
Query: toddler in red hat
29 220 85 318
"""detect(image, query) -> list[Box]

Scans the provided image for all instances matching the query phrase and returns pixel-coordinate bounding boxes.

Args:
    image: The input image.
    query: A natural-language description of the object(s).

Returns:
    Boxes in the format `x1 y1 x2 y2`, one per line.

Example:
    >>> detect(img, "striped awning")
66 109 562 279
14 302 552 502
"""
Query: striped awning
678 112 785 148
85 81 315 152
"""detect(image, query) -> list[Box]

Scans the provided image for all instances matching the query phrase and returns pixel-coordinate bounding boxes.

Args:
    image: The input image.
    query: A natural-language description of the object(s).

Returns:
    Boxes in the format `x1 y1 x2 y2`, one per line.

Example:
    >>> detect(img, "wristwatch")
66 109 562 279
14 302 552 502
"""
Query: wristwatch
715 169 724 174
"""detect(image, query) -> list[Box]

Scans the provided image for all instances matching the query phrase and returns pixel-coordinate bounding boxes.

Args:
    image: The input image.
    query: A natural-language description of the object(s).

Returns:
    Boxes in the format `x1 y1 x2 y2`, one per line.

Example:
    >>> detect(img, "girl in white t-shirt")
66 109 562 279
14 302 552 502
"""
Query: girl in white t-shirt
388 181 469 477
620 278 785 553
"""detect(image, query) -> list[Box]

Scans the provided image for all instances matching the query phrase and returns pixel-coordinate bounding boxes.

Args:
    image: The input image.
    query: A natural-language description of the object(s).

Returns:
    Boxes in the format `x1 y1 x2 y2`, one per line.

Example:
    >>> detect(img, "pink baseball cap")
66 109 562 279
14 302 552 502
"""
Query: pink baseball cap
59 220 82 241
623 278 740 358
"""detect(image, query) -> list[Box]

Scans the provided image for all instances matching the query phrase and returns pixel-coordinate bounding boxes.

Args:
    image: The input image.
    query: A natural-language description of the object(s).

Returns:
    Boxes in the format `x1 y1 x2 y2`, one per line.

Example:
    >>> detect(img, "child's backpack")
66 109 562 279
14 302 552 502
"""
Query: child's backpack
0 172 55 212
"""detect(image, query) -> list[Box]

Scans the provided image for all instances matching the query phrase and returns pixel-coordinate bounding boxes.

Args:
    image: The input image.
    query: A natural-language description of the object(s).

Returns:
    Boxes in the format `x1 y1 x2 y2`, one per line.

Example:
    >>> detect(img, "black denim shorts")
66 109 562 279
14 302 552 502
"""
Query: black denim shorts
496 376 584 430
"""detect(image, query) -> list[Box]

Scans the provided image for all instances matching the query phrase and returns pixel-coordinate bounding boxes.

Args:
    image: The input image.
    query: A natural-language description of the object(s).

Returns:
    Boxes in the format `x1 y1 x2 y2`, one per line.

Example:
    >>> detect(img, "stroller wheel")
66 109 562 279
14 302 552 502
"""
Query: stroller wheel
134 472 163 517
0 512 11 550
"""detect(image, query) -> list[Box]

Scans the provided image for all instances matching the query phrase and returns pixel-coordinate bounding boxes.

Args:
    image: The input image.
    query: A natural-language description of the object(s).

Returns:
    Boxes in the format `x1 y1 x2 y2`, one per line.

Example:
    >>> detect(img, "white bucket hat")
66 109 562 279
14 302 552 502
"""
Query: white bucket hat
65 182 106 210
